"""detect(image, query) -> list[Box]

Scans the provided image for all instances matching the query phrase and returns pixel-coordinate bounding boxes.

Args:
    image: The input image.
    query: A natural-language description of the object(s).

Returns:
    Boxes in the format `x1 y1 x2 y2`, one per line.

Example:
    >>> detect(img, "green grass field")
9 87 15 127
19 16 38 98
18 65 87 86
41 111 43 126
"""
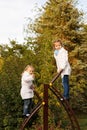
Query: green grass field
77 114 87 130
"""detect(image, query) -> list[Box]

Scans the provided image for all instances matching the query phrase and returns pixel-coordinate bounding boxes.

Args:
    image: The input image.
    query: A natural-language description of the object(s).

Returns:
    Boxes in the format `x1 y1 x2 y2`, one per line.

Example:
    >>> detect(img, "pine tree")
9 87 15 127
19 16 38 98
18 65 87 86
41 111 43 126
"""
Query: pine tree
26 0 87 112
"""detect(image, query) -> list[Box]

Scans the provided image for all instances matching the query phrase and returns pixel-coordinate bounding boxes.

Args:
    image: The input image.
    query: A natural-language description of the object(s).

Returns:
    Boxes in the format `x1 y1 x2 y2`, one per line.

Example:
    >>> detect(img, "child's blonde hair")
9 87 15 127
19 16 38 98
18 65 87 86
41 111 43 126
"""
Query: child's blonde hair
53 39 63 46
22 65 34 75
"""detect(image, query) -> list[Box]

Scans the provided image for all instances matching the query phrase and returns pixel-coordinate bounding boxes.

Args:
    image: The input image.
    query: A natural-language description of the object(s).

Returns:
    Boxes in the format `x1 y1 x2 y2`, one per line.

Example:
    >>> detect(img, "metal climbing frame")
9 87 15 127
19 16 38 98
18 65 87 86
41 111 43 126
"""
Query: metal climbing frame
20 71 81 130
19 90 43 130
48 85 80 130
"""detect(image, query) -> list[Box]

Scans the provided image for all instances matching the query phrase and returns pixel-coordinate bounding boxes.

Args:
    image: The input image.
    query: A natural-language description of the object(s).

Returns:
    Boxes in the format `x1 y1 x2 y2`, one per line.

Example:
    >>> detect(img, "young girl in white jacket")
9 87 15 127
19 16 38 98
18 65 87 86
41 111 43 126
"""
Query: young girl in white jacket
53 40 71 101
20 65 35 117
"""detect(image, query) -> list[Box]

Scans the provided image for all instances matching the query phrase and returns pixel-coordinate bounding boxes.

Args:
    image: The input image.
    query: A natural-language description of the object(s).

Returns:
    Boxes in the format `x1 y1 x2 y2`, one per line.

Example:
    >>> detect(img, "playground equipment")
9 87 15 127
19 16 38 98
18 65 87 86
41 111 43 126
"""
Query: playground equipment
20 71 81 130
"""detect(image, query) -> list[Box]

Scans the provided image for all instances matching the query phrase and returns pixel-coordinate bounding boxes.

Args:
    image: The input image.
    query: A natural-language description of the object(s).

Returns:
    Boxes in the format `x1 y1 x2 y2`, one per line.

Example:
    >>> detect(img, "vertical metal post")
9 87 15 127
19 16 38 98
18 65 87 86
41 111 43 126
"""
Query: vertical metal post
43 84 48 130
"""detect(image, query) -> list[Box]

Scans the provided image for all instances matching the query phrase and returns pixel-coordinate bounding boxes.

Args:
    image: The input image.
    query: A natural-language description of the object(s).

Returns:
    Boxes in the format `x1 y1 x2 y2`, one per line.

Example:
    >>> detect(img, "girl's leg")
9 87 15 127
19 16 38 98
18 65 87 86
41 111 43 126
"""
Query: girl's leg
62 75 69 99
28 98 33 114
23 99 30 115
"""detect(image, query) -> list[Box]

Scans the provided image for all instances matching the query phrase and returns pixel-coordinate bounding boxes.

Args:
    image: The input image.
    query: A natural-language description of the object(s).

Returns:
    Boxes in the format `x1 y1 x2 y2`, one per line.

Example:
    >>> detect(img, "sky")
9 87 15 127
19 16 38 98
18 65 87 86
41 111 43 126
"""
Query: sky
0 0 87 45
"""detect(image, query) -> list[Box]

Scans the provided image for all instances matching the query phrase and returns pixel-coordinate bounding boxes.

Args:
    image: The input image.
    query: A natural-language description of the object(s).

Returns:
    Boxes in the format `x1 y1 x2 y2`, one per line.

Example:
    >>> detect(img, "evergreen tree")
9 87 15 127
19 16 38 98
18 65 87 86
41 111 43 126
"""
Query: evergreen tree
0 0 87 129
26 0 87 112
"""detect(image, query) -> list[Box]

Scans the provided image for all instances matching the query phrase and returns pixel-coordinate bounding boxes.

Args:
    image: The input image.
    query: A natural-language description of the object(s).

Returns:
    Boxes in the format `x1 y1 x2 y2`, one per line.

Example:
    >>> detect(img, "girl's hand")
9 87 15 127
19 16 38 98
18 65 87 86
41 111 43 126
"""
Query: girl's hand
30 85 35 90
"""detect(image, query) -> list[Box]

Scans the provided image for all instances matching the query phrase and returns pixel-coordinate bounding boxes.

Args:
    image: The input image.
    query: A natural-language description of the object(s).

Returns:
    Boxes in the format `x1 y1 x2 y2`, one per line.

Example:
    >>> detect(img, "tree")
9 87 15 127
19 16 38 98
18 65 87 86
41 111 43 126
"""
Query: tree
0 0 87 129
26 0 87 112
0 40 37 129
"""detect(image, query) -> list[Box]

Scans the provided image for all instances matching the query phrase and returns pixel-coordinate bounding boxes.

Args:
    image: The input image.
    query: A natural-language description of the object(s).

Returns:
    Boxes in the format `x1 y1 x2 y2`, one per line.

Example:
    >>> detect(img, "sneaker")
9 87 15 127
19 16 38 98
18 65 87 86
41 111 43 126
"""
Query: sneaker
60 98 63 101
26 114 30 117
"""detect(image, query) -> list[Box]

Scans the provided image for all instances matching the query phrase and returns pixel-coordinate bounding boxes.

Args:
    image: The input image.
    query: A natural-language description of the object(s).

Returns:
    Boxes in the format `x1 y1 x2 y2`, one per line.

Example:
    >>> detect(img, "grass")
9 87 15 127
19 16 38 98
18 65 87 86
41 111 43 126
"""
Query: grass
77 114 87 130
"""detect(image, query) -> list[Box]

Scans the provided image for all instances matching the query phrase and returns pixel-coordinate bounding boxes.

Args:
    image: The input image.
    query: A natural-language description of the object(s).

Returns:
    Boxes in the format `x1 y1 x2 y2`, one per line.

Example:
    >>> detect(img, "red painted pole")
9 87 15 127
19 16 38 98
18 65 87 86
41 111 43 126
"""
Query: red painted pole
43 84 48 130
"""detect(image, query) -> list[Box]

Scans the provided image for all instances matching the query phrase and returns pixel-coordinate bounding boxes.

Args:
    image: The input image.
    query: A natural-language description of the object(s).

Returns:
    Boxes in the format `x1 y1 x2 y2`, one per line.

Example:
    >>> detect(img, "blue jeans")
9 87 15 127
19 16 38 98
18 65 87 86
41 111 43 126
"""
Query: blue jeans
62 75 69 99
23 98 32 115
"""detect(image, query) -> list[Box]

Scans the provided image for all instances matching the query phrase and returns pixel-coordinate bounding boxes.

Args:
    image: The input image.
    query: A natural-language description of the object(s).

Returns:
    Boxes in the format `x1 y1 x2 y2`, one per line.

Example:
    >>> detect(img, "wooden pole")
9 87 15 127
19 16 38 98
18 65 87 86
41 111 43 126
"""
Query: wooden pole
43 84 48 130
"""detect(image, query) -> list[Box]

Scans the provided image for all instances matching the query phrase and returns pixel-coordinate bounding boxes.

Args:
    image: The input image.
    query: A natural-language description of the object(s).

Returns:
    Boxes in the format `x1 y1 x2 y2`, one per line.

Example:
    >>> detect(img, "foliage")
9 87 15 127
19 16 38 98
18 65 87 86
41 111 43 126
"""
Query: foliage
26 0 87 112
0 40 36 129
0 0 87 129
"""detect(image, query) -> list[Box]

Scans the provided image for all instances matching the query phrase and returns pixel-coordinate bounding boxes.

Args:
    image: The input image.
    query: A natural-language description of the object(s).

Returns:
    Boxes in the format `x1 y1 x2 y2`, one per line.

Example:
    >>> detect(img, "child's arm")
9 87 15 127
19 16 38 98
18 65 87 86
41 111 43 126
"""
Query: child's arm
22 73 34 82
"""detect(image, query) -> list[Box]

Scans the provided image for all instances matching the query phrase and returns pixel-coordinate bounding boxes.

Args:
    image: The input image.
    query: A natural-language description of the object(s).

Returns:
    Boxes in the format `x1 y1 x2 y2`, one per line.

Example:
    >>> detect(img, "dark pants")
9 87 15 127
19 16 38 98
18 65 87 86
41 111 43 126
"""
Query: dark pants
62 75 69 99
23 98 32 115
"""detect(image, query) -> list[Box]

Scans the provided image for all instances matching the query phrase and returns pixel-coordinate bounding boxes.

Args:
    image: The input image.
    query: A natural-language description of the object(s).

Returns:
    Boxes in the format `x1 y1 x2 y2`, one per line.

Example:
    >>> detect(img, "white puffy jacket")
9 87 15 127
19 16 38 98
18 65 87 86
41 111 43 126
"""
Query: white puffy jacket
54 47 71 78
20 71 34 99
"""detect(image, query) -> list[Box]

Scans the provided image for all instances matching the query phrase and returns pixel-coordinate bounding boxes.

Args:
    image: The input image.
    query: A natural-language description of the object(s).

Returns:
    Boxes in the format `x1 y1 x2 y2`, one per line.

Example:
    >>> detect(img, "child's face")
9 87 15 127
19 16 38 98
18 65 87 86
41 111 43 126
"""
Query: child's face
27 67 34 74
54 42 62 50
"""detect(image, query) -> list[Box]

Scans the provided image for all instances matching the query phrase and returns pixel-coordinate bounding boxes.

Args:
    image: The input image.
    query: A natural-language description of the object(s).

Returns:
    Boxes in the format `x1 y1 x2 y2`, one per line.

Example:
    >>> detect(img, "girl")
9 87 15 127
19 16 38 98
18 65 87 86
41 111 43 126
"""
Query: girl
20 65 35 117
53 40 71 101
